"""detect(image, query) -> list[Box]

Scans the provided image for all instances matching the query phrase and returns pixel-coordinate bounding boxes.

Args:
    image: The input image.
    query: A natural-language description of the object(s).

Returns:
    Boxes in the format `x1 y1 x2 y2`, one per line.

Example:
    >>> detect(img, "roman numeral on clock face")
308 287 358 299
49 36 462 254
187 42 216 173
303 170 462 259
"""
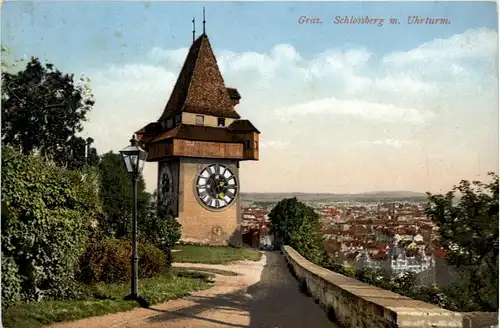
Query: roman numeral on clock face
198 189 208 198
209 165 216 174
226 188 235 198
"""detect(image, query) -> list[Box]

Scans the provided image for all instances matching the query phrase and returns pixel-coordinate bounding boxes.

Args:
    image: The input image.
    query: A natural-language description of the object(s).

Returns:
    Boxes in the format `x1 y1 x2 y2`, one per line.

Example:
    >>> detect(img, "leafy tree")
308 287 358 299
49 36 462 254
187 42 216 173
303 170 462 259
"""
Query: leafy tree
390 271 418 295
1 46 24 72
139 190 181 266
98 151 150 238
268 198 327 265
425 172 499 311
87 147 99 166
1 56 95 168
85 137 99 166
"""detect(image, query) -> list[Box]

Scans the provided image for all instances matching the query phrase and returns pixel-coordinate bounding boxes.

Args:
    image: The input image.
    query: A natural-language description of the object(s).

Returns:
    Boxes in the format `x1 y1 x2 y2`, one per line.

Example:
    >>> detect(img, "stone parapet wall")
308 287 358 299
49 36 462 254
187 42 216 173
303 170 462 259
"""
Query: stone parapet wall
282 246 498 328
462 312 499 328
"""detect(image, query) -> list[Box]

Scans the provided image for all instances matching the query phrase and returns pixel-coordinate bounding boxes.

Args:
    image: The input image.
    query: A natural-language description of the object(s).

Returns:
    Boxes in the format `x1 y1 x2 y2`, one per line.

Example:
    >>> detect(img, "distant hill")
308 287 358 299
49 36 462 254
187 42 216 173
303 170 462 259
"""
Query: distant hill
359 191 428 198
240 191 428 202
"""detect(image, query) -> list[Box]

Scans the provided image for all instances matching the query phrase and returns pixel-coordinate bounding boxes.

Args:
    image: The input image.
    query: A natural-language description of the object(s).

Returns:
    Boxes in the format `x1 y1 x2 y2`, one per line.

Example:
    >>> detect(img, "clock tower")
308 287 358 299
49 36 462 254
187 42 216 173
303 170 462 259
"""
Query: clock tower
135 32 260 247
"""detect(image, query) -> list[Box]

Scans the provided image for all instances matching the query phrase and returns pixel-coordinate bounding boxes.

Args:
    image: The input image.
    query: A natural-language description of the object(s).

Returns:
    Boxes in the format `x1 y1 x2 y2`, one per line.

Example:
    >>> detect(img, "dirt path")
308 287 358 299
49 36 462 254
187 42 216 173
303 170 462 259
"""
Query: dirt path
47 251 337 328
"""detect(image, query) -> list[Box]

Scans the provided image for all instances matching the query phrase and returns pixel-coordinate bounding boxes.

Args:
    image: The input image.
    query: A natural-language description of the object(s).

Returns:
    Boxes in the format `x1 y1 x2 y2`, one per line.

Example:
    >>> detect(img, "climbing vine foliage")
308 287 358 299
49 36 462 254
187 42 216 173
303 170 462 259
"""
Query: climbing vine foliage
1 146 102 305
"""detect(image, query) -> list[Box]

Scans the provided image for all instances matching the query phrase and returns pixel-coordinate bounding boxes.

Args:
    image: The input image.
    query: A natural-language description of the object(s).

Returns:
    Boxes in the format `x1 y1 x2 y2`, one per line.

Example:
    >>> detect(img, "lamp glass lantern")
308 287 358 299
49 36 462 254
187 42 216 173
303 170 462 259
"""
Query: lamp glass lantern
120 136 147 174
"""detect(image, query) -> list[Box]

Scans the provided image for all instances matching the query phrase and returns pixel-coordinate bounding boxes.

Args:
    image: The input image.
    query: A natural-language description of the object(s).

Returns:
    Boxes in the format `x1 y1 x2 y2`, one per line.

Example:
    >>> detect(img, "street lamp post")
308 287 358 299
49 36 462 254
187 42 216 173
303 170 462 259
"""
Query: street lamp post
120 135 148 300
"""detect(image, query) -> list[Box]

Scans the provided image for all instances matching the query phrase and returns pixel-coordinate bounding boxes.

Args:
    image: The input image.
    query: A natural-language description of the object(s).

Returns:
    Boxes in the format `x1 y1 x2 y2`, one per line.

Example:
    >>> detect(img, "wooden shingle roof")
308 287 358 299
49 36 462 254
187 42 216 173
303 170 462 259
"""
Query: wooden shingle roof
159 34 241 121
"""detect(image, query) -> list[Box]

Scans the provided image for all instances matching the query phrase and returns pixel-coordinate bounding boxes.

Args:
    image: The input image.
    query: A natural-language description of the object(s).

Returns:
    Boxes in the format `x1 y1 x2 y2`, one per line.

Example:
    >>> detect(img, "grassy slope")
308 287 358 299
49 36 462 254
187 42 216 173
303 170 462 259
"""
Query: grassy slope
2 270 212 328
173 245 262 264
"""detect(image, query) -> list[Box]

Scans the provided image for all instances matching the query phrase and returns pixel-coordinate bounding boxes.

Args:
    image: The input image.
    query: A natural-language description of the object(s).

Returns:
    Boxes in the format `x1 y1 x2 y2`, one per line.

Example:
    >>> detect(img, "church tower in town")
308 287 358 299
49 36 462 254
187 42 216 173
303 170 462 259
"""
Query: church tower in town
135 31 260 246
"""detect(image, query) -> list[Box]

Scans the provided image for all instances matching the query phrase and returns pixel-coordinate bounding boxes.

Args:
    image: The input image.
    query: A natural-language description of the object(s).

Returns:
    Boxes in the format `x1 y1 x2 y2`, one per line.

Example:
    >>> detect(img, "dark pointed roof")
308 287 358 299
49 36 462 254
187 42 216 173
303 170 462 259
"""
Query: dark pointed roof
135 122 161 135
228 119 260 134
226 87 241 100
159 34 241 121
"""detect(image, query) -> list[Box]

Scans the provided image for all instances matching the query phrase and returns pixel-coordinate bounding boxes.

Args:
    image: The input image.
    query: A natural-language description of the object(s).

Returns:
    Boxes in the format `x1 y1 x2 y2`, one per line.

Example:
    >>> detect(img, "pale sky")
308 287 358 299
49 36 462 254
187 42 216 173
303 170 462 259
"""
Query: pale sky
2 1 498 194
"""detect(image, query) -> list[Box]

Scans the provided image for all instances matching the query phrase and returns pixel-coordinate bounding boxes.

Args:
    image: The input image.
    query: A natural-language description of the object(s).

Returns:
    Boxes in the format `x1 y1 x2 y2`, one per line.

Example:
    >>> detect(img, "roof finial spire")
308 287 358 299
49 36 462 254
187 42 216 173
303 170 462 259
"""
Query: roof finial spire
202 7 206 34
192 17 196 43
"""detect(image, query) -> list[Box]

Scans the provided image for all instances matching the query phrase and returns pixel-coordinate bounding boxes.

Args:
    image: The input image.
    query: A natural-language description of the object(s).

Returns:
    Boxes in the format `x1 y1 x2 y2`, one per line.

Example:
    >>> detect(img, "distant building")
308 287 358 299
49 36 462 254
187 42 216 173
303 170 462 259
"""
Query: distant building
259 225 274 249
241 208 273 249
353 237 436 286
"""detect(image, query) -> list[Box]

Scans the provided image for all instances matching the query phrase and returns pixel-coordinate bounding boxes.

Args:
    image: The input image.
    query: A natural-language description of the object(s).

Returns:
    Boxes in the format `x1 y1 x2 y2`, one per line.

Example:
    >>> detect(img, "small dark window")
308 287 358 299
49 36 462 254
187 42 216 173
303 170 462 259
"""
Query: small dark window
245 140 251 149
175 115 182 125
195 115 204 125
217 117 225 127
167 119 173 128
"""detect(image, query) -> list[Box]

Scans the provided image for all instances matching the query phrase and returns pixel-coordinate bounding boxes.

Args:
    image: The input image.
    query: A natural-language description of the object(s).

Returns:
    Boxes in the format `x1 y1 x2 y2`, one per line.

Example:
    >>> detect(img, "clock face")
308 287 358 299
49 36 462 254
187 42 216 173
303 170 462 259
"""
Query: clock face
195 164 238 210
159 164 173 206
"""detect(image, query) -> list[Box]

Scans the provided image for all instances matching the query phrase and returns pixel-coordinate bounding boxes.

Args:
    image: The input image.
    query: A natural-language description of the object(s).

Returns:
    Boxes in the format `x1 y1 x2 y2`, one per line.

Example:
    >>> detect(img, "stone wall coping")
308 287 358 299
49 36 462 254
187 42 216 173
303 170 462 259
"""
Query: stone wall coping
283 245 466 326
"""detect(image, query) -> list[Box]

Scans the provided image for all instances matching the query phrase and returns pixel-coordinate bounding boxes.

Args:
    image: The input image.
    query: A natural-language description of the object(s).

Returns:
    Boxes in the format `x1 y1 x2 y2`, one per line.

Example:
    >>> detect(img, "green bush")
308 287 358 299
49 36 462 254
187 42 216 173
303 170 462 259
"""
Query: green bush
139 196 181 267
78 238 167 284
78 239 130 284
1 147 100 306
355 267 379 284
139 242 167 277
1 255 22 305
417 284 454 310
340 264 357 278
